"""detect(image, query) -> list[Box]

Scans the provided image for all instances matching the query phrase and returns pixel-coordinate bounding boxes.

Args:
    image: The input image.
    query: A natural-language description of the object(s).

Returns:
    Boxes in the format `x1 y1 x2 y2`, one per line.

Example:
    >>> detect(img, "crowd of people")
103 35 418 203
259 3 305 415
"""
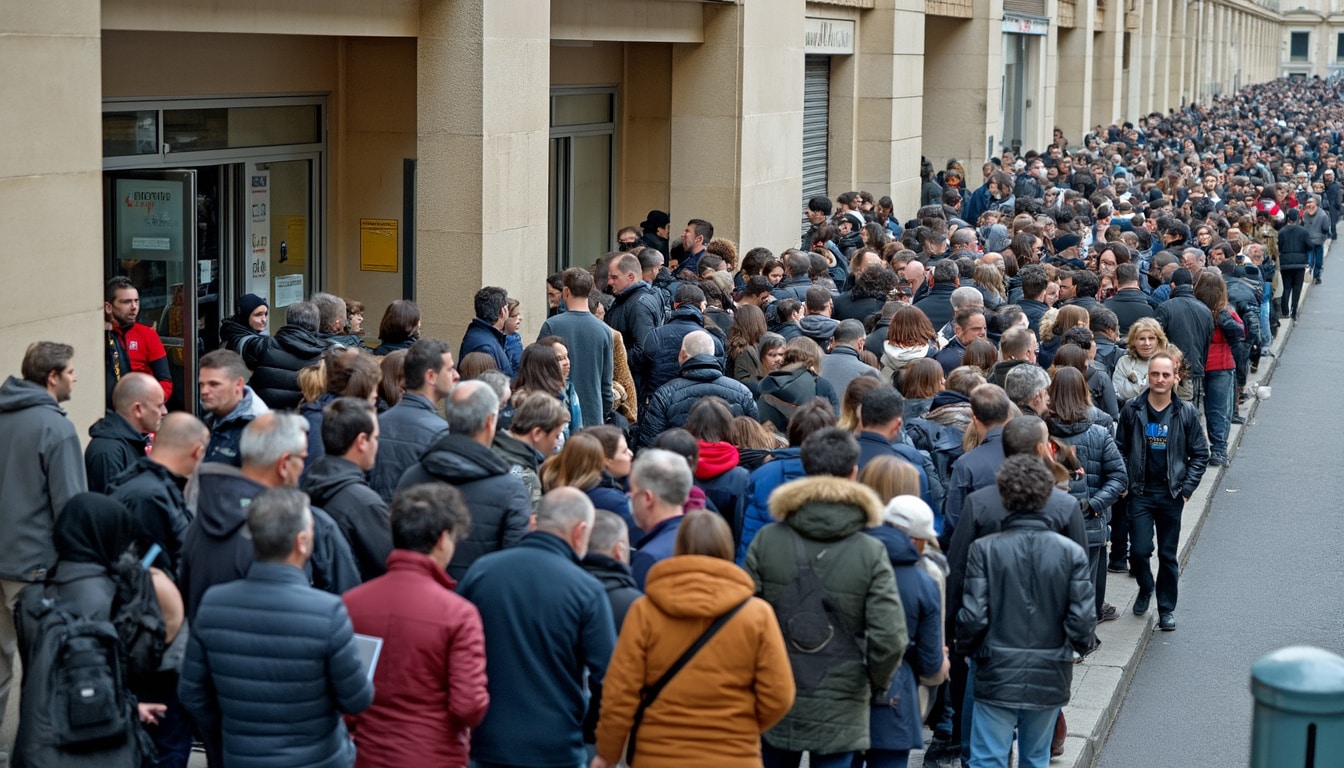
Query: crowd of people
0 74 1340 768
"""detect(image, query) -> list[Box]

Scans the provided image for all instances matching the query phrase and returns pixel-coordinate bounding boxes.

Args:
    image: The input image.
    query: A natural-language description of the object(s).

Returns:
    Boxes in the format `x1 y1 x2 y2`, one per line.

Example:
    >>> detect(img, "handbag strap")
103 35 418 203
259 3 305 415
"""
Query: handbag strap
626 597 751 765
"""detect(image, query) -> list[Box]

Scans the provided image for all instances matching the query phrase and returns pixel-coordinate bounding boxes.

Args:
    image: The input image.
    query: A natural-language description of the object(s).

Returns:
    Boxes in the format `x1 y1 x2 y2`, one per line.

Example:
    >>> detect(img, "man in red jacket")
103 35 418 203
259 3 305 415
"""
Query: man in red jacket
105 276 172 409
342 482 489 768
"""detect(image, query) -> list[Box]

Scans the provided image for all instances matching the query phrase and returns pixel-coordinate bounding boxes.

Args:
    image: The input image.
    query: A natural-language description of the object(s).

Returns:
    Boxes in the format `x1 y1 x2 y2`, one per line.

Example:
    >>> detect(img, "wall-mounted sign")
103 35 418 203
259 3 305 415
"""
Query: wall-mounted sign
1003 14 1049 35
360 219 399 273
804 17 855 55
248 169 270 300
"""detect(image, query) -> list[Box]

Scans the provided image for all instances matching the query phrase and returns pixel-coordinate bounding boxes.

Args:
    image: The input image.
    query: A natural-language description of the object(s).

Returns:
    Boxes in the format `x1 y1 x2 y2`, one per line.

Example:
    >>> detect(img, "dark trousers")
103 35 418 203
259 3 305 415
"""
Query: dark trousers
1109 495 1130 567
762 744 854 768
1128 490 1185 614
1089 542 1108 619
1281 269 1306 319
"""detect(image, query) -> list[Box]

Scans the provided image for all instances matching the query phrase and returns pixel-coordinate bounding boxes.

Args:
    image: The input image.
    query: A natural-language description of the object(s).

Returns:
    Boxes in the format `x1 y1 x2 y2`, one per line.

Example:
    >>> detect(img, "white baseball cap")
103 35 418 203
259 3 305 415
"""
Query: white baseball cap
883 495 938 542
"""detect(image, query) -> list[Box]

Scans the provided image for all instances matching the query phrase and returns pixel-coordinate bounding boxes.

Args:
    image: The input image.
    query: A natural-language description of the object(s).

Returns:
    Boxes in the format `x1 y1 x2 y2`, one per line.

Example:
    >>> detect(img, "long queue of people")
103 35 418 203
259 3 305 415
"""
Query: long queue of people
0 74 1339 768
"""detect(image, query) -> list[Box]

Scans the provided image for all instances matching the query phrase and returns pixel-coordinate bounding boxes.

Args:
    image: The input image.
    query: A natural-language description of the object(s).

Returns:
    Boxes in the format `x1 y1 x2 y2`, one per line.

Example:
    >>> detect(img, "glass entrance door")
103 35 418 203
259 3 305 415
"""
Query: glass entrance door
245 158 316 334
105 169 199 412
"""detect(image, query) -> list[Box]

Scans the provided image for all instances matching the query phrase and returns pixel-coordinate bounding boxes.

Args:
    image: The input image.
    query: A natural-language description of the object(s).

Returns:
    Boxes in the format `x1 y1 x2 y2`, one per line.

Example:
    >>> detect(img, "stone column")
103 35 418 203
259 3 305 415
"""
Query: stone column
1055 0 1095 143
0 0 105 433
856 0 927 216
1091 0 1122 129
670 0 804 258
920 0 1003 176
417 0 550 342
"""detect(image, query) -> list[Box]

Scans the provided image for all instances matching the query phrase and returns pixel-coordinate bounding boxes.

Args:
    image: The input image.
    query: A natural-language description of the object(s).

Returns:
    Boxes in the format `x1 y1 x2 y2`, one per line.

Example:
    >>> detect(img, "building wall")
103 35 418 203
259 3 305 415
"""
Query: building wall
1280 3 1344 79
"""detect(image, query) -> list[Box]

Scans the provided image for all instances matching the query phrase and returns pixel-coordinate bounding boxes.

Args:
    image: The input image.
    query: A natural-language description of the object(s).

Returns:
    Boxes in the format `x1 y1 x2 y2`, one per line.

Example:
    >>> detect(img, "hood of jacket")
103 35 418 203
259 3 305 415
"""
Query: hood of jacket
492 431 542 471
581 552 639 593
420 432 511 484
643 554 755 619
193 463 267 539
866 524 921 567
88 411 147 447
1046 416 1091 439
678 354 726 382
210 386 271 429
274 324 330 358
0 376 59 415
667 305 706 327
613 280 656 306
930 389 970 410
757 367 814 398
883 341 933 368
298 392 337 420
695 440 740 480
768 476 884 540
301 455 368 507
798 314 839 341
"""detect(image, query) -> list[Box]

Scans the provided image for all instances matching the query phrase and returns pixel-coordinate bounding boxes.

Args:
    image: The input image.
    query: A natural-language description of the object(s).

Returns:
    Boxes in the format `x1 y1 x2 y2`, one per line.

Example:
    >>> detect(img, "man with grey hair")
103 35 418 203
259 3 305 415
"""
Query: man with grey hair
310 291 360 346
626 448 692 586
181 412 360 619
636 330 757 448
458 487 615 768
181 486 372 768
821 318 880 395
399 380 530 578
1301 193 1332 283
937 286 987 348
1004 363 1052 417
234 300 331 409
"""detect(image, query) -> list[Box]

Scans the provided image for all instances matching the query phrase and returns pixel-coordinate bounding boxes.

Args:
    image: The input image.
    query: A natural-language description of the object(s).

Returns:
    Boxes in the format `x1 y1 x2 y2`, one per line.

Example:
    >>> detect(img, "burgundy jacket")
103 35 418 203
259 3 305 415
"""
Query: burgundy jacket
342 550 490 768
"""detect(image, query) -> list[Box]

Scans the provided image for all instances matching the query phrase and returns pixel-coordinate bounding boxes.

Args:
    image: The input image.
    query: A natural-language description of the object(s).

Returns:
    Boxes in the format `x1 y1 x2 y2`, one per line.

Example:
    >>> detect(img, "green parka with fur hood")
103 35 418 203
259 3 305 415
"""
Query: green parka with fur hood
744 476 907 754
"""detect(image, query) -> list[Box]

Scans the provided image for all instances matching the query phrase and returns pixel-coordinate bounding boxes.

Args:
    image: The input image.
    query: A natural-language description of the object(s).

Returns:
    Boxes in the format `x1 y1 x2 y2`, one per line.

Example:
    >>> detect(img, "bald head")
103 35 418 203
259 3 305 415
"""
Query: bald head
680 330 715 360
149 412 210 477
112 372 166 433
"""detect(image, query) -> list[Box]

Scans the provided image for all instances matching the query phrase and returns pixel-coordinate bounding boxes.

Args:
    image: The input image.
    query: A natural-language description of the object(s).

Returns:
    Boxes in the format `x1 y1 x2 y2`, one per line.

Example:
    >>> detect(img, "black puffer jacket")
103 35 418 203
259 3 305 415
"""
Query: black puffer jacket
85 412 149 494
239 325 329 410
397 433 531 579
1277 222 1312 269
1046 418 1127 545
637 355 759 447
300 456 393 583
107 457 190 572
606 281 664 362
956 515 1096 710
1155 285 1214 376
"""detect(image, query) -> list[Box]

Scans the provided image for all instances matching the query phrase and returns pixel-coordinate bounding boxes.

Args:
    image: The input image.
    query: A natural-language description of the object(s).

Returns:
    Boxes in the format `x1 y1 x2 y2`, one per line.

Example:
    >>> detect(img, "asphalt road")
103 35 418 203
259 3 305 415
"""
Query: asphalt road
1095 241 1344 767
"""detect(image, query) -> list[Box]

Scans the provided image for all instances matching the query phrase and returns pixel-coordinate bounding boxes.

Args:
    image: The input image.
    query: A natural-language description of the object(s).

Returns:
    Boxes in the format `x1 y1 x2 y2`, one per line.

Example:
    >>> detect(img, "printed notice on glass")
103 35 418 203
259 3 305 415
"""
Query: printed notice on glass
249 169 271 300
274 273 304 308
116 179 183 262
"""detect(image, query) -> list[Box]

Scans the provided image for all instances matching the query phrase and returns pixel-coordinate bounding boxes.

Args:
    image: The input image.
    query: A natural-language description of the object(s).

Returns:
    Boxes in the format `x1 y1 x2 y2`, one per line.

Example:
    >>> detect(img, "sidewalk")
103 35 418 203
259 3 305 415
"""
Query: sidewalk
1055 258 1317 768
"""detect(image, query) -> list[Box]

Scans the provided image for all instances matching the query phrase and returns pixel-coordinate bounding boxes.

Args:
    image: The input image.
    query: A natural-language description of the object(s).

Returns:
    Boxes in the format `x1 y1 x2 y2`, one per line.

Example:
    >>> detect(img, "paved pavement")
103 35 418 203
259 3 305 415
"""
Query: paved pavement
1092 243 1344 766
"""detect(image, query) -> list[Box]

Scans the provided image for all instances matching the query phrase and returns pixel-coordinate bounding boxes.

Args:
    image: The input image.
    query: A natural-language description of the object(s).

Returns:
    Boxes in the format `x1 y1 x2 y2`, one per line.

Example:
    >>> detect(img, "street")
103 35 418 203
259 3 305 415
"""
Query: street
1095 240 1344 766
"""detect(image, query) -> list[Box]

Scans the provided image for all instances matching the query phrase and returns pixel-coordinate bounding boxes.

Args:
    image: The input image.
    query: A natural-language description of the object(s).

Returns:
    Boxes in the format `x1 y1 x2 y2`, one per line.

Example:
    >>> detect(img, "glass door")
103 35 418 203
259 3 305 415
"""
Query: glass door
244 158 316 334
548 89 615 274
105 169 199 412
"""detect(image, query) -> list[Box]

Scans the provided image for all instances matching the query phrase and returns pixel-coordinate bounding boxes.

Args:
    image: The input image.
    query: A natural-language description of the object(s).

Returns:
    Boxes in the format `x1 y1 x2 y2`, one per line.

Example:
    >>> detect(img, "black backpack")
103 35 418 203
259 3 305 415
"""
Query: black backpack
903 417 964 486
771 527 865 694
109 553 167 679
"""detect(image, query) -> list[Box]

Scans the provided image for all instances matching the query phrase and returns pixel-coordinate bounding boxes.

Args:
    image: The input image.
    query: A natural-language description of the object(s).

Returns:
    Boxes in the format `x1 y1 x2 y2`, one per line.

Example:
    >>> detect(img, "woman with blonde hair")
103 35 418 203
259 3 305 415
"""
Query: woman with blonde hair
756 337 840 433
1112 317 1168 403
539 432 607 493
593 510 795 768
839 376 882 433
972 263 1006 308
859 455 923 503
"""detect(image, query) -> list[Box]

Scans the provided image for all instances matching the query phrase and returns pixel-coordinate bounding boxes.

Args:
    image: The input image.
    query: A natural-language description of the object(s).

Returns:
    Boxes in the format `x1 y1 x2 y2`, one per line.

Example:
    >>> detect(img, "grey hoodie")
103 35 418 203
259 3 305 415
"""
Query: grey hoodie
0 377 86 581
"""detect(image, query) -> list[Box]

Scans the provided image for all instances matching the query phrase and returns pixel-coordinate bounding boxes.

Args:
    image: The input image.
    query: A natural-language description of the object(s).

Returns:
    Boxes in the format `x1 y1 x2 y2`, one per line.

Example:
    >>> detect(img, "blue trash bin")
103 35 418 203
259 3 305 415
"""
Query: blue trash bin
1250 646 1344 767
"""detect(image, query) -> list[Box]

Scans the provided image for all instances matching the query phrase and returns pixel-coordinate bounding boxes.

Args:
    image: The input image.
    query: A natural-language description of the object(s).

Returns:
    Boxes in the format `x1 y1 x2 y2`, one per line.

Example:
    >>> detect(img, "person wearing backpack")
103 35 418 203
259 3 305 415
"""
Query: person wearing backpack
14 493 182 768
744 428 906 768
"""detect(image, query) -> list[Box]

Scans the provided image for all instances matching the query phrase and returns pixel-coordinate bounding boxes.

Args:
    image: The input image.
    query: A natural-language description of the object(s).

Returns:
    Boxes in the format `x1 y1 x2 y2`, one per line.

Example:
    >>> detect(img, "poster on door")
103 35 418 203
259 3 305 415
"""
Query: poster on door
248 170 270 300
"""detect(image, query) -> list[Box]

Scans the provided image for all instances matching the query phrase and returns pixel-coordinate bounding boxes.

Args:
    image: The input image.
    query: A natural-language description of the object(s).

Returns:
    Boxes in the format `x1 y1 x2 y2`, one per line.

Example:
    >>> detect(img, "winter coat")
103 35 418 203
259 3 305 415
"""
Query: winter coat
459 317 511 373
181 463 362 620
821 346 880 396
956 516 1096 710
457 532 616 768
694 441 750 546
1019 298 1051 334
865 526 944 752
370 393 447 502
301 455 394 583
84 411 149 494
581 553 643 633
1302 207 1333 246
611 328 639 424
856 431 934 508
342 550 489 768
492 431 545 513
107 457 190 572
299 392 337 468
1112 354 1150 403
239 324 330 410
1206 307 1245 373
1087 362 1121 422
833 291 886 323
0 376 86 582
771 276 813 303
756 368 839 433
913 283 958 330
594 556 795 767
1277 223 1311 269
639 306 727 398
202 386 270 467
736 449 806 564
864 319 892 359
745 477 907 754
1116 391 1210 499
1047 418 1128 546
1105 288 1156 336
372 338 416 357
397 432 532 580
539 310 614 428
879 341 937 385
179 562 373 768
941 427 1005 542
925 390 974 433
798 314 839 347
606 281 665 366
632 516 684 588
1155 285 1215 376
638 355 759 447
220 315 264 354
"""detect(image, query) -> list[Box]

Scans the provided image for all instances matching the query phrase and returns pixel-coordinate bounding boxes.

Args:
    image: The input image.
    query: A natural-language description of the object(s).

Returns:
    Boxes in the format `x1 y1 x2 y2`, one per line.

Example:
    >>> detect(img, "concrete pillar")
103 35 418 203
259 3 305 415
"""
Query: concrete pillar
920 0 1003 174
417 0 551 343
670 0 804 254
856 0 927 217
0 0 105 434
1055 0 1094 143
1091 0 1122 129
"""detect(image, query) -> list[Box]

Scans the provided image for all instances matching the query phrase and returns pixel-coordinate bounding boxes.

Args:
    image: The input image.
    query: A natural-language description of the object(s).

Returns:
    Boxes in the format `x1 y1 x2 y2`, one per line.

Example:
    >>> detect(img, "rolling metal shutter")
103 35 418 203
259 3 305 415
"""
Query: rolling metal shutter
802 55 830 234
1003 0 1046 15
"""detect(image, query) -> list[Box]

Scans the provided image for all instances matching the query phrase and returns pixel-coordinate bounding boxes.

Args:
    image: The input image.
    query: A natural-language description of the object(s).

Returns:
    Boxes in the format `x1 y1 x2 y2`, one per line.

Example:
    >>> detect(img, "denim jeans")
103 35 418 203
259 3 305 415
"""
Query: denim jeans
1128 490 1185 613
762 744 855 768
967 702 1058 768
1309 243 1325 280
1259 282 1272 343
1203 368 1236 461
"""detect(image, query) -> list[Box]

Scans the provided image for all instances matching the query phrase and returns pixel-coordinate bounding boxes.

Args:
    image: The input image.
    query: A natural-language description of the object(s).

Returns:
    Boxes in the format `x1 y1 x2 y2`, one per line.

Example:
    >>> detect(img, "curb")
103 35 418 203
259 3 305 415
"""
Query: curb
1062 259 1315 768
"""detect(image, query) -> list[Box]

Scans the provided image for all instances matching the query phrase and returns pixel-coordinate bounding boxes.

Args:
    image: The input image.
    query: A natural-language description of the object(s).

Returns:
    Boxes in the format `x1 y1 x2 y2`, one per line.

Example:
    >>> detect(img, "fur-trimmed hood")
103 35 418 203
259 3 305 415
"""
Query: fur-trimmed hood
767 476 884 541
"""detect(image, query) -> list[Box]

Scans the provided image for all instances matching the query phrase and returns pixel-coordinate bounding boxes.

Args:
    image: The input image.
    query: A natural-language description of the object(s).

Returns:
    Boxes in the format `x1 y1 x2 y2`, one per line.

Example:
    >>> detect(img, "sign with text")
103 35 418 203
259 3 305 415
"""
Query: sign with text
248 169 271 300
360 219 399 273
804 17 855 55
115 178 184 263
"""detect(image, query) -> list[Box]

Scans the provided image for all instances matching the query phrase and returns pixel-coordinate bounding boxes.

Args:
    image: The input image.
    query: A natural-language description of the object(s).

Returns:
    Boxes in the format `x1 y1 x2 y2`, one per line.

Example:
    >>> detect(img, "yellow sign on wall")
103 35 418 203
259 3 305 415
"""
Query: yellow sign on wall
360 218 399 273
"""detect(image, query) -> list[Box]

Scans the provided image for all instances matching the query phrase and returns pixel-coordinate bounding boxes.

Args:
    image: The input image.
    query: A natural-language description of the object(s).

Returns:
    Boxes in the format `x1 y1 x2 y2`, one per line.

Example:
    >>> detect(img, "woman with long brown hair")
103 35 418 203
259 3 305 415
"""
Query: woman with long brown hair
729 304 769 385
880 305 938 384
1194 270 1244 466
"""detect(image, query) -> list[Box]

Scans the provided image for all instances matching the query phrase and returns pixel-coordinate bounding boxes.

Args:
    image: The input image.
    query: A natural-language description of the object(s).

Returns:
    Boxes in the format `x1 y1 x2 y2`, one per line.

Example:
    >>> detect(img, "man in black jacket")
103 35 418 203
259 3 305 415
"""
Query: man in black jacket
1016 265 1052 334
637 332 757 448
232 300 330 410
85 372 163 493
914 259 961 330
109 412 209 574
604 252 664 362
956 455 1095 768
1104 263 1155 336
301 398 393 583
1154 269 1213 406
1115 351 1208 632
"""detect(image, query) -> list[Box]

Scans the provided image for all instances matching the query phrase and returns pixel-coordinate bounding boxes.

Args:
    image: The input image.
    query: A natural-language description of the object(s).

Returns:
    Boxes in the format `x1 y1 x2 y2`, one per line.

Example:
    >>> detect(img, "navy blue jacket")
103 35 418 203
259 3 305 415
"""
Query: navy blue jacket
179 562 373 768
637 355 758 447
457 532 616 768
941 426 1005 545
586 475 640 540
856 431 934 507
638 307 727 399
370 393 447 502
460 318 512 373
202 387 270 467
630 515 684 588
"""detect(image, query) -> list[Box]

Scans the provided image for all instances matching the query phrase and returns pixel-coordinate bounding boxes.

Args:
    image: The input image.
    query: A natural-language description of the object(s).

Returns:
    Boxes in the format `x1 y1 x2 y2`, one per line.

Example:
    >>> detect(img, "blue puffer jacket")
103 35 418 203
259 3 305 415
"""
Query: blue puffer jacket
735 449 805 564
179 562 372 768
370 393 447 502
638 307 726 398
636 355 758 447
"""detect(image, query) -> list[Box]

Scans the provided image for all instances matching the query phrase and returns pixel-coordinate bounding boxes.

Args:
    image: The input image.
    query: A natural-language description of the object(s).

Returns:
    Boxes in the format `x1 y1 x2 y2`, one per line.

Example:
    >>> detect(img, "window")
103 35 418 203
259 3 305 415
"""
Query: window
1337 32 1344 61
1290 32 1309 62
548 89 615 273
